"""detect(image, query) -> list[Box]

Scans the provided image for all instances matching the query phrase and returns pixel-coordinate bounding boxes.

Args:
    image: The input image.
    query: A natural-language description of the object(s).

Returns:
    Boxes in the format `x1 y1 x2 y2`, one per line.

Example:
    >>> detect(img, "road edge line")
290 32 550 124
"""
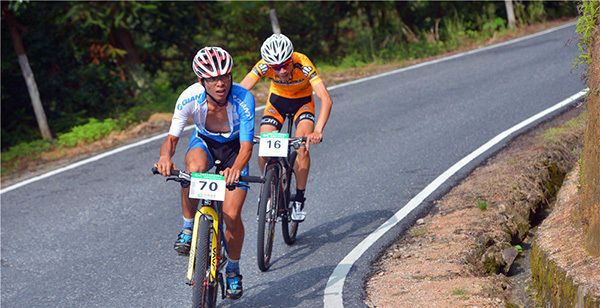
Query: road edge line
0 22 575 194
322 88 588 307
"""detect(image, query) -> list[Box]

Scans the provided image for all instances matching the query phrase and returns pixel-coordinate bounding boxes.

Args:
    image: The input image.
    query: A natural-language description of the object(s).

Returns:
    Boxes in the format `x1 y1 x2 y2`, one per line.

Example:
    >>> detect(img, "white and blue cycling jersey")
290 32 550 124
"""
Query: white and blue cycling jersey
168 83 255 143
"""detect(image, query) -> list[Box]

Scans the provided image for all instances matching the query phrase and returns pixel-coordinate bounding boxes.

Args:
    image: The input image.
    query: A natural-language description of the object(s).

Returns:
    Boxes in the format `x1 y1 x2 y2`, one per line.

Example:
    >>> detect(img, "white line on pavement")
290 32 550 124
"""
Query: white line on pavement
322 89 588 307
0 22 576 195
0 105 264 194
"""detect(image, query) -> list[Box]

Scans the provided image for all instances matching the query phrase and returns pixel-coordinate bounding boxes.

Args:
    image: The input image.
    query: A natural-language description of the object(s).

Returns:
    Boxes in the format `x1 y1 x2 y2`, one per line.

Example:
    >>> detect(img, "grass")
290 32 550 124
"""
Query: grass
409 226 428 237
574 0 600 66
451 288 470 300
476 199 488 211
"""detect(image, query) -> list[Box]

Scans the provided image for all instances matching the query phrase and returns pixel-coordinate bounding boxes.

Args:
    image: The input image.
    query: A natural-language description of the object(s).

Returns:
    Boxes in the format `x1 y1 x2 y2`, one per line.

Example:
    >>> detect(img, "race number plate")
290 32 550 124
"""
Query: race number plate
189 173 226 201
258 132 289 157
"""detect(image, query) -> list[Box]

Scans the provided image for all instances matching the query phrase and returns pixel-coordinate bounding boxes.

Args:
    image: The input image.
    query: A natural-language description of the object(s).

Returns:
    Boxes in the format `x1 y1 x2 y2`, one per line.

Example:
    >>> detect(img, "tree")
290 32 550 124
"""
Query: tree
2 2 53 141
505 0 516 28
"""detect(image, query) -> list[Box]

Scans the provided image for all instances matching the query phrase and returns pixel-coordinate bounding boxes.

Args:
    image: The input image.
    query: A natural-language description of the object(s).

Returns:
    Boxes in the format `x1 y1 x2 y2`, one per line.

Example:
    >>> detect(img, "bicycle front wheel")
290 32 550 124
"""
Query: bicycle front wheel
192 216 218 308
257 166 278 272
281 169 299 245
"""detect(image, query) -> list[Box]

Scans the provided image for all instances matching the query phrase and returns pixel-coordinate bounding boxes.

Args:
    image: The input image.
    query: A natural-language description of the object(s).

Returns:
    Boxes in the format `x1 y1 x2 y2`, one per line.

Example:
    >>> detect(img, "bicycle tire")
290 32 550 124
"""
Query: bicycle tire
257 166 278 272
192 216 218 308
281 169 299 245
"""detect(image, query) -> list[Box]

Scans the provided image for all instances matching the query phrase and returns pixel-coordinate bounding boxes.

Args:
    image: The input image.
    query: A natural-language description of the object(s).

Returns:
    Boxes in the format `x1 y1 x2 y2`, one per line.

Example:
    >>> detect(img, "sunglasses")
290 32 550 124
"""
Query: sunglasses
268 59 293 71
204 73 231 84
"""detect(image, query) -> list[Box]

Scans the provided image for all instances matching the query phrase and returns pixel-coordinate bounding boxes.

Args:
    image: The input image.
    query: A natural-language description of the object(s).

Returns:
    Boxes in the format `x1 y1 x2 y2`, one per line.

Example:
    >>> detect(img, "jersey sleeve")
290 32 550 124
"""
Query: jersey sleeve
237 89 255 143
168 90 195 137
249 59 273 81
298 54 322 86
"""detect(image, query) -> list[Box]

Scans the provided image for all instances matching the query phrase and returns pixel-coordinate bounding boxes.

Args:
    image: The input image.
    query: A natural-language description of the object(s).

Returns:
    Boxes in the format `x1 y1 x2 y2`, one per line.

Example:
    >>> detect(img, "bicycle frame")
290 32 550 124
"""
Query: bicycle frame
187 202 222 284
262 113 300 208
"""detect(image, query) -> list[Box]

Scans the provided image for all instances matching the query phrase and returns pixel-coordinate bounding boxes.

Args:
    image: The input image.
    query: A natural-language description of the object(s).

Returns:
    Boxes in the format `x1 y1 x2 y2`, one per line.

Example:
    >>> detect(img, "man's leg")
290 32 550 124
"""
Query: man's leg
222 187 247 299
174 148 210 255
291 119 314 221
294 119 314 191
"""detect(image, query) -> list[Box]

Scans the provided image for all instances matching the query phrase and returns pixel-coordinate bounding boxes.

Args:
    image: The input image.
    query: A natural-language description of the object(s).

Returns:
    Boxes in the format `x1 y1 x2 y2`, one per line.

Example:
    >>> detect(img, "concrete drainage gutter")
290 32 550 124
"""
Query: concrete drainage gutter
531 166 600 307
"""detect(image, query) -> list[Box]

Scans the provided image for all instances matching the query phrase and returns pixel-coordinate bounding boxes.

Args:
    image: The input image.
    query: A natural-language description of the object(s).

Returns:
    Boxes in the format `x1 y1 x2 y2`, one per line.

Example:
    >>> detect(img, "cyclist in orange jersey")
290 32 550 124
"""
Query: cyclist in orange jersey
240 33 333 222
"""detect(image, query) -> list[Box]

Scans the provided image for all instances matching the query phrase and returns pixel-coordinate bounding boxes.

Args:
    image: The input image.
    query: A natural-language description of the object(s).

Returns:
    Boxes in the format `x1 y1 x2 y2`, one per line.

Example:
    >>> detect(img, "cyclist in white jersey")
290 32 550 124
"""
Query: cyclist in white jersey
154 47 254 300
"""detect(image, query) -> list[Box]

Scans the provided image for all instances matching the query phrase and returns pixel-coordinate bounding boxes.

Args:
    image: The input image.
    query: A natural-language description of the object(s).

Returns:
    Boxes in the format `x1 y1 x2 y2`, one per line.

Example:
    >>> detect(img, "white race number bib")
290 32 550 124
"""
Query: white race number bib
189 173 226 201
258 132 289 157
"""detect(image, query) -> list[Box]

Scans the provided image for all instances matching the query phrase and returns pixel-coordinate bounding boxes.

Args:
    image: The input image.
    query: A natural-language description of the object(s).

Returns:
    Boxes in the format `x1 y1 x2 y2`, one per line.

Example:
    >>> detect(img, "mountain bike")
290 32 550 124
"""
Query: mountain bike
254 113 307 272
152 164 263 308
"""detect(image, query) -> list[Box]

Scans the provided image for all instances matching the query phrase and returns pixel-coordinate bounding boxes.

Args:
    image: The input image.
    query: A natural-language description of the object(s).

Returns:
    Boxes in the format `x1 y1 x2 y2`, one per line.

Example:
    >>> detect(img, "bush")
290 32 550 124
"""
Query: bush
1 140 51 163
56 118 120 148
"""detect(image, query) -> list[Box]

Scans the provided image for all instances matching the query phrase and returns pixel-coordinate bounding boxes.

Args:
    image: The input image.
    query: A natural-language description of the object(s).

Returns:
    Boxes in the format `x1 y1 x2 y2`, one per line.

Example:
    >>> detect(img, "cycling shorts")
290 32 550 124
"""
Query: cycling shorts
260 93 316 130
188 131 250 190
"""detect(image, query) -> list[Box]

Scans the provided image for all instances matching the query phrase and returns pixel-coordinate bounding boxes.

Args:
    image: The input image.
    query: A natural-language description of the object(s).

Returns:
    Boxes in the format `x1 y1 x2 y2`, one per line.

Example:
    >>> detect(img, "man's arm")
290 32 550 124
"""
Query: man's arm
240 73 259 90
309 81 333 144
222 141 253 184
155 134 179 176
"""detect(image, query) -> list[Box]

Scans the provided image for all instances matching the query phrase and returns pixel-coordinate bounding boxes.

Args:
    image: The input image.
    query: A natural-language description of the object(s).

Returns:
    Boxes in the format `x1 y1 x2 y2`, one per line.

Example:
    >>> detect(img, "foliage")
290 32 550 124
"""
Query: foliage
1 1 579 153
56 118 120 148
476 199 488 211
514 1 547 26
514 244 523 253
575 0 600 66
1 139 50 163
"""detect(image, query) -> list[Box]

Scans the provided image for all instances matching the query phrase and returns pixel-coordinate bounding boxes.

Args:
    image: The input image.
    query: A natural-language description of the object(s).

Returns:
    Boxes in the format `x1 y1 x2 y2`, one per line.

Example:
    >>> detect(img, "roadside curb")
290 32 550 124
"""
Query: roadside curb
531 166 600 307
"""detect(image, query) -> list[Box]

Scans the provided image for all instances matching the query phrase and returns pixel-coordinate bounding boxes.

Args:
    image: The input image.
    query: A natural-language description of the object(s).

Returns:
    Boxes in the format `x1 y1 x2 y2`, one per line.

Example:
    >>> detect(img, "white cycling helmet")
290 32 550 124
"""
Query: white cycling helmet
192 47 233 79
260 34 294 65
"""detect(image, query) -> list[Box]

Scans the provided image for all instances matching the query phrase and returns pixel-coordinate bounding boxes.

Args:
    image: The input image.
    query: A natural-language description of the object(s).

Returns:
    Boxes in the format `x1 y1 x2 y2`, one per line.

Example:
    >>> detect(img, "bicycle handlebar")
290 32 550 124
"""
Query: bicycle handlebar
151 167 264 184
252 136 308 149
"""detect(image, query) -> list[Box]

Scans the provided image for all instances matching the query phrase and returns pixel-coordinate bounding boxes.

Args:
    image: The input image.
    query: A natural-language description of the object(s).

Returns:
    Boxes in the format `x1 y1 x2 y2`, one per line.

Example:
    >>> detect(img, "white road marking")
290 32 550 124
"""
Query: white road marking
327 22 575 91
0 22 574 195
0 106 265 194
323 89 588 307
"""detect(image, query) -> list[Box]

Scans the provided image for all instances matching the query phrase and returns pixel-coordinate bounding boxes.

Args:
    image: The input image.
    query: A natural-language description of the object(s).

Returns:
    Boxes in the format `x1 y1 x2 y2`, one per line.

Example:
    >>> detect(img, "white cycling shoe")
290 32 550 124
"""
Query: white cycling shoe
291 201 306 222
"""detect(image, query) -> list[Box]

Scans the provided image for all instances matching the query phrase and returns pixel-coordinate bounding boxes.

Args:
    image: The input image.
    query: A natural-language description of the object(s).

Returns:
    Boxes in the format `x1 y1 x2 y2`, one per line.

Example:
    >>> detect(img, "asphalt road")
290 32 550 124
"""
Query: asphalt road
1 24 585 307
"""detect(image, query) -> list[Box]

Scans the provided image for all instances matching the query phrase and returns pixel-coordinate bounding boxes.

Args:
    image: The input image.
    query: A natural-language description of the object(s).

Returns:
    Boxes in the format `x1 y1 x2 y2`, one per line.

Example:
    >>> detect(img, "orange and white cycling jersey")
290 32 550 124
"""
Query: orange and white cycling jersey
248 52 322 99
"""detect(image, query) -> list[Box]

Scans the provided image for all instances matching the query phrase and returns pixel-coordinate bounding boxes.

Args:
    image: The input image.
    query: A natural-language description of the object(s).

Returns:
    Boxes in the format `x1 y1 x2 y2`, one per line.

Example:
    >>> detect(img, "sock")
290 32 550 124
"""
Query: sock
226 258 240 274
295 189 305 202
182 217 194 230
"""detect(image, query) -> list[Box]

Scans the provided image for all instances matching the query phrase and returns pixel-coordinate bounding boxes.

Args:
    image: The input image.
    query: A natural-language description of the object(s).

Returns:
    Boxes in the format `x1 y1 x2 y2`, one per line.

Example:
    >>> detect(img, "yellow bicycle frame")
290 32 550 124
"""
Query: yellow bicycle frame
186 205 220 283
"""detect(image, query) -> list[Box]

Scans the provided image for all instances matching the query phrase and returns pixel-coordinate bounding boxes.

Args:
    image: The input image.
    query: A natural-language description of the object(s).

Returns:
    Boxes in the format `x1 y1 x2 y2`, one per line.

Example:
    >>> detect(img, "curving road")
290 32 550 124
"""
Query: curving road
1 24 586 307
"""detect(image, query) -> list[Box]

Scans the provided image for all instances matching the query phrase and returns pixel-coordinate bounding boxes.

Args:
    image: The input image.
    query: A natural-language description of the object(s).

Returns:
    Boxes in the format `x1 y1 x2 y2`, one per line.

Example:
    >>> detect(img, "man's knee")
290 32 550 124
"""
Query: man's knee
187 162 208 173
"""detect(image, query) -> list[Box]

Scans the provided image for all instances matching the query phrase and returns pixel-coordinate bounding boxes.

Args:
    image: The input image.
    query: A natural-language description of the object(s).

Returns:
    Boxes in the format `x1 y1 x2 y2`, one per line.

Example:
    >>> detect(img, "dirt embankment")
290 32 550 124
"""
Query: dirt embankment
530 19 600 308
366 105 589 307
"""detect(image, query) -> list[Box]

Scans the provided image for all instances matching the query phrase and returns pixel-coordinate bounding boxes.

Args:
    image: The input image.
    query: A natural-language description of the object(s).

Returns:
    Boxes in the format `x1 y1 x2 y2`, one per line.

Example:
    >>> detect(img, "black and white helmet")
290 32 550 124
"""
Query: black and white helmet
260 34 294 65
192 47 233 79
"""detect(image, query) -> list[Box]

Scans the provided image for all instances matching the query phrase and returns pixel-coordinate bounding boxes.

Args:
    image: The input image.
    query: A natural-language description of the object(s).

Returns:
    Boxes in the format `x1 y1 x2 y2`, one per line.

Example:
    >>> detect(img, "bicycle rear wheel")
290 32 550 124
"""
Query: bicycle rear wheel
192 216 218 308
281 169 299 245
257 166 278 272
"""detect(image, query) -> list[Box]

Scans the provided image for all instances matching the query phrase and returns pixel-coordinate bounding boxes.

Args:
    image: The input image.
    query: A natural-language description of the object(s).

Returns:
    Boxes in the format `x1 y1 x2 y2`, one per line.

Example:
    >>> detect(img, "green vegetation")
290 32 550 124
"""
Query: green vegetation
56 118 120 148
574 0 600 66
451 288 469 300
1 1 578 168
476 199 488 211
409 226 427 238
514 244 524 253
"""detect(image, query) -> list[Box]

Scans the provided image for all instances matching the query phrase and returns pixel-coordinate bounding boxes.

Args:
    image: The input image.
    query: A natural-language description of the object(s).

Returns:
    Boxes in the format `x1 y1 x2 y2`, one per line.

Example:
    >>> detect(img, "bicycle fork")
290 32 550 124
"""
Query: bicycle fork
187 206 220 284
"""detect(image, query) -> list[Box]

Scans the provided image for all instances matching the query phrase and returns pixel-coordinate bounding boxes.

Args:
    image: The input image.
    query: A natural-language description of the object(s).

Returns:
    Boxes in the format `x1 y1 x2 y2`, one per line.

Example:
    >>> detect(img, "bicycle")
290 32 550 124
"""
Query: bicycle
254 113 307 272
152 164 263 308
